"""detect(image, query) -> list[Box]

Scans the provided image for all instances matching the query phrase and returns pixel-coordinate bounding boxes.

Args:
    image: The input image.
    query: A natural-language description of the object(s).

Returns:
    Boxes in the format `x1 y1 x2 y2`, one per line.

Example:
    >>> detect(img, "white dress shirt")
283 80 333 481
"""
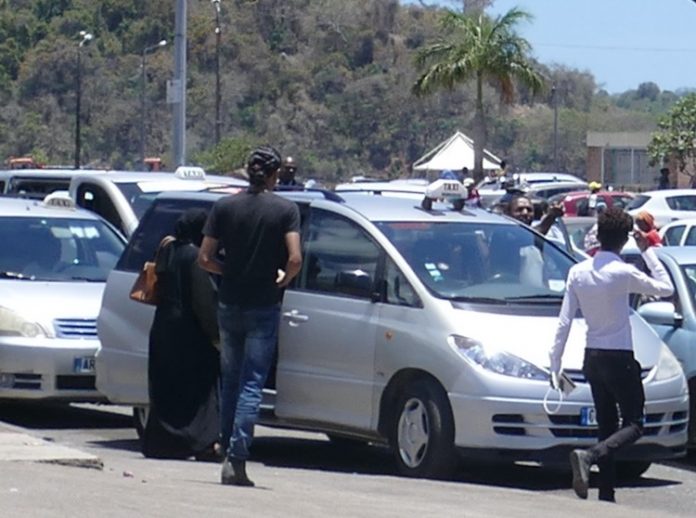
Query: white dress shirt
549 247 674 374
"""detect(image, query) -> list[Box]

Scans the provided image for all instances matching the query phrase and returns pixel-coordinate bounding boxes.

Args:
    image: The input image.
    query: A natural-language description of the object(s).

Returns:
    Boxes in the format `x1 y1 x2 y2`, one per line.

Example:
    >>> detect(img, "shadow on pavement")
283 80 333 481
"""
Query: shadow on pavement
0 401 131 430
250 435 681 491
89 438 142 453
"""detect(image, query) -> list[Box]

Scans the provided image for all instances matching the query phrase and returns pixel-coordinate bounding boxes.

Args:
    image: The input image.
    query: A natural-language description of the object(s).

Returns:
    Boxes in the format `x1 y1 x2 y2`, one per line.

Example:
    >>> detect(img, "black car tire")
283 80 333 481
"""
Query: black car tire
132 406 149 439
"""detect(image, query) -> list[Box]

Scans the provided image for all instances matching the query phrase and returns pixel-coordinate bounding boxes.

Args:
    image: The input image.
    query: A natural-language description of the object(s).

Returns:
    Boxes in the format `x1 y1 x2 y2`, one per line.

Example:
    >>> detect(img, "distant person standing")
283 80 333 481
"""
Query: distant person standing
550 208 674 503
587 181 602 216
276 156 304 189
198 146 302 487
658 167 671 190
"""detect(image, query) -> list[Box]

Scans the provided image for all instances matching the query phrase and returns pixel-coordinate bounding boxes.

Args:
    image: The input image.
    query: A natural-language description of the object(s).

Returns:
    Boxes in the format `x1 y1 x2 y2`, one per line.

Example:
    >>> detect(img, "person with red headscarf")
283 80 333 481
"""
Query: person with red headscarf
635 211 662 248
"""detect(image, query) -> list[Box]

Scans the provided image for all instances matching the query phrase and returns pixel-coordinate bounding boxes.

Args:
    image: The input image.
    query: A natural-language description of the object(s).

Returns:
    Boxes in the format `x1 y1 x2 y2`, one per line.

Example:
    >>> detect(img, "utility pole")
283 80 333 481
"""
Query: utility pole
74 30 93 169
552 83 558 170
212 0 222 145
171 0 187 167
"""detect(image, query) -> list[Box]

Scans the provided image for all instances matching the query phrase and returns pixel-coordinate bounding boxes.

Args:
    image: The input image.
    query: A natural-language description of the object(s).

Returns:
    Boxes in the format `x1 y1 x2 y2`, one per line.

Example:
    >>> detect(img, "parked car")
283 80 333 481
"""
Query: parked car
634 246 696 445
0 193 126 401
68 167 247 238
627 189 696 228
97 187 687 478
0 168 109 200
477 172 586 208
562 216 597 252
549 190 634 217
659 218 696 246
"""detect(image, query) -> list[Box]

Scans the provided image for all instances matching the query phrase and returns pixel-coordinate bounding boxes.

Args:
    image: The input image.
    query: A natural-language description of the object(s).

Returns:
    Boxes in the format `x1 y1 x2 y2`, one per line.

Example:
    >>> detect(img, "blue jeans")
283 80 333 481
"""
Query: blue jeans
218 302 279 461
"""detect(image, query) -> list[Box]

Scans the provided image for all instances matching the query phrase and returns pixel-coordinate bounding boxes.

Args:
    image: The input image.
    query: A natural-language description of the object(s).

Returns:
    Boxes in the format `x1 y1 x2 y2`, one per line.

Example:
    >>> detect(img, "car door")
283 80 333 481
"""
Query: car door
663 224 686 246
275 207 381 430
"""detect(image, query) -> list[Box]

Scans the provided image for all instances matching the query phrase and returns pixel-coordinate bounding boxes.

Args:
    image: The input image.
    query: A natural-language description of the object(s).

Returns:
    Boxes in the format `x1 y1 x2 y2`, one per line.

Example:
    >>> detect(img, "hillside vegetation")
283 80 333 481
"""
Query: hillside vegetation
0 0 685 180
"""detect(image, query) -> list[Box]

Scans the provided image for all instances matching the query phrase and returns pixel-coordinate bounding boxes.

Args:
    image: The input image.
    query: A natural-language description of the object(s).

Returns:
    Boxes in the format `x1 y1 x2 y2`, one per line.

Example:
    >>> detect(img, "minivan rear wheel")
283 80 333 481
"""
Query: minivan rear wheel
132 406 149 439
390 379 457 479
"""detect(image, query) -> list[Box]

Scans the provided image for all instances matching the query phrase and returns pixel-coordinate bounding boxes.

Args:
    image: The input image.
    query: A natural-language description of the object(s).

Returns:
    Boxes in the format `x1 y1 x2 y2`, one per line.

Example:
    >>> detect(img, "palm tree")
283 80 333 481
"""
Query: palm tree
413 8 544 181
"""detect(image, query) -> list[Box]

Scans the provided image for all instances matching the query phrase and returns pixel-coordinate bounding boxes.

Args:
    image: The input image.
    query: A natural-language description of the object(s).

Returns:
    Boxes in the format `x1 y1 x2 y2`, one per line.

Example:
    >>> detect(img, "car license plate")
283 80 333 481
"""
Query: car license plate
580 407 597 426
73 356 95 374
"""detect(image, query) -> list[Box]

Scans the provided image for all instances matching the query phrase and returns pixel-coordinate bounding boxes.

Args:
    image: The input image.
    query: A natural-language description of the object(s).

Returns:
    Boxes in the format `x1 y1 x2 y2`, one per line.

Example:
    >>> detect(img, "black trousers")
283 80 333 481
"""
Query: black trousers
583 348 645 499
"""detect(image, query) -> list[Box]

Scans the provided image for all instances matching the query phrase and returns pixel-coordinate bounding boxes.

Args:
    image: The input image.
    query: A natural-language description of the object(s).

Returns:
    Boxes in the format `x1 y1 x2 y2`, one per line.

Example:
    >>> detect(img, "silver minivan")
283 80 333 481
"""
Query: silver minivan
97 188 688 478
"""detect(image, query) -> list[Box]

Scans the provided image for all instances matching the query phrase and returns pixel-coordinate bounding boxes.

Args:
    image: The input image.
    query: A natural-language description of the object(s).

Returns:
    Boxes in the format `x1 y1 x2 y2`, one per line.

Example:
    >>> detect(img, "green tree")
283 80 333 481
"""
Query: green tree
648 92 696 183
412 7 543 180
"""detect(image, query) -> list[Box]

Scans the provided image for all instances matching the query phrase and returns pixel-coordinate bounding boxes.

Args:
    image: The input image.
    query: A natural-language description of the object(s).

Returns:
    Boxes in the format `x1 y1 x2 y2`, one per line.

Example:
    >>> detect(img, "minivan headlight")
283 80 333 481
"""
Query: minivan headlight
0 306 47 338
448 334 547 380
653 345 683 381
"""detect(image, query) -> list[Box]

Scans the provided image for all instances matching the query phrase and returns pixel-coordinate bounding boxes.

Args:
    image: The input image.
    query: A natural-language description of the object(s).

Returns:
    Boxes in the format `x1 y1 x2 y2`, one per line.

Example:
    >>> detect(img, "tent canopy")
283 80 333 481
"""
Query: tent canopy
413 131 501 172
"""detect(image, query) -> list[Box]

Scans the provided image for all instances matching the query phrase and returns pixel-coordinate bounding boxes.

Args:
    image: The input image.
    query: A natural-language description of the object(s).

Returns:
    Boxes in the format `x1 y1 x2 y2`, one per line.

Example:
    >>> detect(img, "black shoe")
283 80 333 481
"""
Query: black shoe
221 458 255 487
569 449 591 499
598 492 616 503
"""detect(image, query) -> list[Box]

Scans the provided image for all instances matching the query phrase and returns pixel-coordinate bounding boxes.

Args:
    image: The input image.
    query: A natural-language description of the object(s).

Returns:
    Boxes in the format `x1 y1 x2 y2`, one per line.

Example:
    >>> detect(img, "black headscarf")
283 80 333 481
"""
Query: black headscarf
174 208 208 247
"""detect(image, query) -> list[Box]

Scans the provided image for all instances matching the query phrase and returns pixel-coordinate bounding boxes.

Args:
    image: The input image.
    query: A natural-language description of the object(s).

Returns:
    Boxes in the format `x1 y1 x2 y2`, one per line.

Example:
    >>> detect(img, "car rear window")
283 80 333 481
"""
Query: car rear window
627 195 649 210
116 198 213 272
666 195 696 211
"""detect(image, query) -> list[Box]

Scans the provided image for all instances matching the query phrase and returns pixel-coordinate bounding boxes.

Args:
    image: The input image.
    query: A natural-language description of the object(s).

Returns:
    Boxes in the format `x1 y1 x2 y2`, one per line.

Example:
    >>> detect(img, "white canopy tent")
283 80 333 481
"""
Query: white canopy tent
412 131 501 174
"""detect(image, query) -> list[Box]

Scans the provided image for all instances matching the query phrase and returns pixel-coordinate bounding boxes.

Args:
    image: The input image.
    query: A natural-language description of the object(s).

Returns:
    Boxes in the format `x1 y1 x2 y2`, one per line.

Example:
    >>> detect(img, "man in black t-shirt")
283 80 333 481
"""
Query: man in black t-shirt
199 145 302 487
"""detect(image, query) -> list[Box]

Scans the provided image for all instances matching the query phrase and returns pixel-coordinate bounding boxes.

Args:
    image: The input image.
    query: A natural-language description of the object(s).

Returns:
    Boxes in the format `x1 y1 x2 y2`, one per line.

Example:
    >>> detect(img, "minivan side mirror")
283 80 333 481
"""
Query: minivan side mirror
637 301 683 328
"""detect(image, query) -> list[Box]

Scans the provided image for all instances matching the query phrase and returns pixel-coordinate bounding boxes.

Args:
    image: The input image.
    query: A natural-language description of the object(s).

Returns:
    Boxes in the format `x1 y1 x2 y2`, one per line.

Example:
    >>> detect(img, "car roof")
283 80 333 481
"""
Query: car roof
517 172 584 182
0 168 112 179
662 217 696 227
635 189 696 199
655 246 696 264
70 170 247 185
154 189 515 225
0 196 103 219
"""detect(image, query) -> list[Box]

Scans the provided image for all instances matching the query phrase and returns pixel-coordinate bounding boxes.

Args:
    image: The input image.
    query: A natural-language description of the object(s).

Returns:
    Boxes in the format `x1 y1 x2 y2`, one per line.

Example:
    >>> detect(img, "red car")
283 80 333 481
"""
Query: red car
549 190 634 217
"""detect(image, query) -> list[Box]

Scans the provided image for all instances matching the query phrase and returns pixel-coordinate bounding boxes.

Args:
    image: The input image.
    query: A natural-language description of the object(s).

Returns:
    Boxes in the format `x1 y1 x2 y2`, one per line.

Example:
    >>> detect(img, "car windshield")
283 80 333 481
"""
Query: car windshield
376 221 574 303
117 182 160 219
0 216 125 282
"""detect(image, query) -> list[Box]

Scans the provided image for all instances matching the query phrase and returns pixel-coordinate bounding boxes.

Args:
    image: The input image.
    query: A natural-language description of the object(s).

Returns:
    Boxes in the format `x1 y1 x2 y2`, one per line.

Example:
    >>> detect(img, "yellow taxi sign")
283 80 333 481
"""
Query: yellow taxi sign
174 166 206 180
43 191 76 209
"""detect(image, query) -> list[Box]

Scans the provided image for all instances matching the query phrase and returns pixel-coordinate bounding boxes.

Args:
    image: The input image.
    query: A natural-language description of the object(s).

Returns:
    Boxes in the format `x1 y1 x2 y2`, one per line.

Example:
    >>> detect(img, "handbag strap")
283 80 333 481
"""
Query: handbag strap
154 235 176 263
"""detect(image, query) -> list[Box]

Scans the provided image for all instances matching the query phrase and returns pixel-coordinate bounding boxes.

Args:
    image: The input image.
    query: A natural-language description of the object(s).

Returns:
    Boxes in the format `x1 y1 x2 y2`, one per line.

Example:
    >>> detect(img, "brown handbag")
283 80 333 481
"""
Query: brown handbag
129 235 176 305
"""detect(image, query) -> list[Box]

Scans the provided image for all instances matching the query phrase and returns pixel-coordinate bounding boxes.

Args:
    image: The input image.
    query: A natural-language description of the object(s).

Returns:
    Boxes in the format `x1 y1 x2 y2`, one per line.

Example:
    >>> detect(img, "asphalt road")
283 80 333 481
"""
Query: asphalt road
1 402 695 517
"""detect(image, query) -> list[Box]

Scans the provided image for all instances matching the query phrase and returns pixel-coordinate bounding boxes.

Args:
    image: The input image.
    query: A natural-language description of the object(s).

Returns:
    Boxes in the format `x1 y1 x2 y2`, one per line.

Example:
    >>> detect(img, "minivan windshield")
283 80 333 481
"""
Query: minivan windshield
377 221 574 303
116 183 160 219
0 217 125 282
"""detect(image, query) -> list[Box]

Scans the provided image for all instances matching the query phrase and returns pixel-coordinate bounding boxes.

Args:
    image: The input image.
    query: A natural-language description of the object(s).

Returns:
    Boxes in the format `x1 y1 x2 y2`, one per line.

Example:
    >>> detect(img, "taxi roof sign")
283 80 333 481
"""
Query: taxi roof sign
43 191 76 209
421 179 465 211
174 166 206 180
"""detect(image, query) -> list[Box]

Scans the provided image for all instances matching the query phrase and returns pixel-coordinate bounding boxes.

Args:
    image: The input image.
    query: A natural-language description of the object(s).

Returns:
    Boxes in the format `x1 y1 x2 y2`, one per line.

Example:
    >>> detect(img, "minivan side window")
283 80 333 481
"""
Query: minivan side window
76 183 125 233
117 199 212 272
299 209 380 299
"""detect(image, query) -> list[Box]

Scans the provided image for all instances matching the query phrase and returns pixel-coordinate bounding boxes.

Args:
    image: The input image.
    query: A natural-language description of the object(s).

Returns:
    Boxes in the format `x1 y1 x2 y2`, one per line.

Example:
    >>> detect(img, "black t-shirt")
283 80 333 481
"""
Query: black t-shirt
203 191 301 307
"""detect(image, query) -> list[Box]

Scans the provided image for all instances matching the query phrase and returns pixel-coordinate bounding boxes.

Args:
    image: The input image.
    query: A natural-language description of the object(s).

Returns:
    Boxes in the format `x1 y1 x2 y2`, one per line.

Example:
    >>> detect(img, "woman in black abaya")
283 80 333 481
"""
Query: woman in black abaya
142 209 221 460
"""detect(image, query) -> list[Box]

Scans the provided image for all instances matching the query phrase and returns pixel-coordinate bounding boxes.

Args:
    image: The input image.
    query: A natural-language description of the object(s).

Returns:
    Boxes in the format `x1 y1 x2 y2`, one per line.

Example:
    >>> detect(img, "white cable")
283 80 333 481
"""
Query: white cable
543 386 564 415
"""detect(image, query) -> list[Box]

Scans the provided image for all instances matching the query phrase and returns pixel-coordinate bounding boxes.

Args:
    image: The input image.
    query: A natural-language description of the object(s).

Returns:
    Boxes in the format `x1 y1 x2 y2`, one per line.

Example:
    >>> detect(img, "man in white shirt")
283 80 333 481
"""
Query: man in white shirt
549 207 673 503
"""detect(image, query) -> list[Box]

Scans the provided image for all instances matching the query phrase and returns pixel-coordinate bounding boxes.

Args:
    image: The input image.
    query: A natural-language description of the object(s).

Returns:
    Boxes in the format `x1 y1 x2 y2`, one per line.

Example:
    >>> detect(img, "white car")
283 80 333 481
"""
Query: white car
628 189 696 229
477 172 586 208
69 166 247 237
97 187 687 478
0 194 126 401
659 218 696 246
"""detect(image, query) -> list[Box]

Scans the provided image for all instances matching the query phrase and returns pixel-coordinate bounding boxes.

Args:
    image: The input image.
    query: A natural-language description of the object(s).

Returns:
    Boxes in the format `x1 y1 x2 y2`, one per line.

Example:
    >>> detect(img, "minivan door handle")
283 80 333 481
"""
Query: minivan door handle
282 309 309 326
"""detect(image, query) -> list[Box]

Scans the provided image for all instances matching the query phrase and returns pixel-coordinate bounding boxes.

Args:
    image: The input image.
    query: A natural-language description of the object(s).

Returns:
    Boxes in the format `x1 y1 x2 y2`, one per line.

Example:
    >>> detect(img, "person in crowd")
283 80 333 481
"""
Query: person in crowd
550 207 673 503
587 181 602 216
582 202 608 256
658 167 671 190
143 209 221 461
463 178 482 208
198 146 302 487
460 166 471 183
505 193 563 236
276 156 304 189
634 211 662 247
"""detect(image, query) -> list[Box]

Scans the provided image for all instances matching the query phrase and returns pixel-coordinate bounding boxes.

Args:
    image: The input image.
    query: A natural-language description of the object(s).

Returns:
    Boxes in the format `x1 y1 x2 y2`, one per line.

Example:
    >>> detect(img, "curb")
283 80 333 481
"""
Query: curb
0 422 103 470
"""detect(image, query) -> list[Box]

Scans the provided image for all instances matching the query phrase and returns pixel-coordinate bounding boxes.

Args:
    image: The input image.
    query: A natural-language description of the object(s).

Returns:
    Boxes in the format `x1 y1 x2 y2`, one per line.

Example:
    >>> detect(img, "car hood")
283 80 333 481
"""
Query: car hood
0 280 105 320
453 308 662 371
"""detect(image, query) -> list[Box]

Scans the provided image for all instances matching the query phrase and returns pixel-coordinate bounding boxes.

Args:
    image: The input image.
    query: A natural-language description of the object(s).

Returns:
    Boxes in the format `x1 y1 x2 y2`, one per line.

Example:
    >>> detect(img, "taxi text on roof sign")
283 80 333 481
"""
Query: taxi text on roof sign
174 166 206 180
42 191 76 209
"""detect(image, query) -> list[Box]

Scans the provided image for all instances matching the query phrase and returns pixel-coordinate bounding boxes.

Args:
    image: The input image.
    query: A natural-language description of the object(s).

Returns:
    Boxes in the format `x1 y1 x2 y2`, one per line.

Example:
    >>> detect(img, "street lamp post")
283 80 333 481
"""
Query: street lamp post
75 30 93 169
140 39 168 171
212 0 222 144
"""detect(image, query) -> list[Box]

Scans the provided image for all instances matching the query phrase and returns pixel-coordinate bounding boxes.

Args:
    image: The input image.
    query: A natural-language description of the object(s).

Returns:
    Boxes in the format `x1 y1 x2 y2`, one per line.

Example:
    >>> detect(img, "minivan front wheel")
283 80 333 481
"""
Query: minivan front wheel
391 380 456 479
132 406 149 439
